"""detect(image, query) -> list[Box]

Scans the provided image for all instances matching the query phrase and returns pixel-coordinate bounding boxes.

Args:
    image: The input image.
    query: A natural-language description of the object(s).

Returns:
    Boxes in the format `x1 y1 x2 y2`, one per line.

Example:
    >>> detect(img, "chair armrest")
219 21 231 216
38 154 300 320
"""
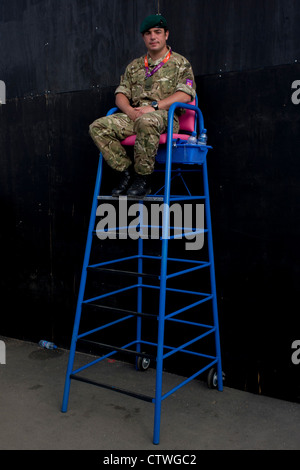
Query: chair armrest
106 107 119 116
167 102 205 138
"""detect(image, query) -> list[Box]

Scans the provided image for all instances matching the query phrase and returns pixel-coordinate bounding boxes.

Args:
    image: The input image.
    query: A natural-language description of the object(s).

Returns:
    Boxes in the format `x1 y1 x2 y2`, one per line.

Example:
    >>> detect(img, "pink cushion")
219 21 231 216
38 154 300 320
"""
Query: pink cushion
121 135 137 146
178 99 196 133
121 99 196 146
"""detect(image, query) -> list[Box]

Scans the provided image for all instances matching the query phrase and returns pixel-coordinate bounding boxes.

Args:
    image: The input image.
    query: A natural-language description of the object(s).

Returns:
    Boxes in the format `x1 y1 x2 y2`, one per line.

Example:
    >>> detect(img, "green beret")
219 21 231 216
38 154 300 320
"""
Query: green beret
140 14 168 34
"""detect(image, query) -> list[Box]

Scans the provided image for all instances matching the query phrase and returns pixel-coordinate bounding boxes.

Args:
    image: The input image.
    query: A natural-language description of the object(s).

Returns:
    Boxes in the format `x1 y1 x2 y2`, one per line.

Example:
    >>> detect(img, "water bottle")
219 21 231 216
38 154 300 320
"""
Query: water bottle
39 340 57 350
198 129 207 145
187 133 197 145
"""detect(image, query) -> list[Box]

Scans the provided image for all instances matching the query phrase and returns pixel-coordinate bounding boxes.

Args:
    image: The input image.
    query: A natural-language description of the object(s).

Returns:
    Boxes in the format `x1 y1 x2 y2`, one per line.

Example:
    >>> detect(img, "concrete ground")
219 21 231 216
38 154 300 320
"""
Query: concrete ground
0 335 300 451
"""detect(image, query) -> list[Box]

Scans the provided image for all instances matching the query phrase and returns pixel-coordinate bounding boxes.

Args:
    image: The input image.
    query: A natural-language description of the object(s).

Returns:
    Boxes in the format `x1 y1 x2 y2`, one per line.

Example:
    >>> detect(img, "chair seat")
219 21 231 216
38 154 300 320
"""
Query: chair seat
121 133 191 146
118 98 209 164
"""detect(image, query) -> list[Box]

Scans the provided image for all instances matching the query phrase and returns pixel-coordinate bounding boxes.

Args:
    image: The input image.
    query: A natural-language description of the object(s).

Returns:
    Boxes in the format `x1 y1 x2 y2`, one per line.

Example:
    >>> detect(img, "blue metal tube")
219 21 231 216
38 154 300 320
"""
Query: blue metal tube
163 329 215 360
164 296 213 320
61 155 104 413
202 157 223 391
140 254 162 260
72 340 138 375
169 195 206 201
139 339 217 360
135 203 144 367
88 255 139 268
161 359 218 401
153 102 209 443
139 282 212 297
165 262 210 279
166 318 214 329
77 314 134 339
153 101 205 444
168 102 205 135
166 257 207 265
167 228 207 240
179 172 192 196
153 241 169 444
153 106 175 444
82 284 138 304
153 171 180 196
165 285 212 295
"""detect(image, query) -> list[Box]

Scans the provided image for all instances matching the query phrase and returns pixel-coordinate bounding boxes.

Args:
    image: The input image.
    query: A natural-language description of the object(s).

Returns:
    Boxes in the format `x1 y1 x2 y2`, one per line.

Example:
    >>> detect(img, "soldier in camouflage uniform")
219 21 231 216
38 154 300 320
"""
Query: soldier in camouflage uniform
89 14 196 196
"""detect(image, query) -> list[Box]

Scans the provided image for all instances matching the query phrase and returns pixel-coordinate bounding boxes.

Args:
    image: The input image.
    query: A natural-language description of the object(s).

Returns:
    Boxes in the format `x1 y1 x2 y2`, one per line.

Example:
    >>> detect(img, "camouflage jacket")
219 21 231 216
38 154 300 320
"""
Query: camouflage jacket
115 47 196 107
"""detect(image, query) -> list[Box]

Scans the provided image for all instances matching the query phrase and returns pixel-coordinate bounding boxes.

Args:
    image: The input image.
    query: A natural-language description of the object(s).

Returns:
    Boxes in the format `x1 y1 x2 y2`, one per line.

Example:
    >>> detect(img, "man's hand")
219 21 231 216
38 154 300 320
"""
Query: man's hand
134 105 155 118
127 105 156 121
115 93 155 121
123 105 155 121
126 107 140 122
116 91 194 122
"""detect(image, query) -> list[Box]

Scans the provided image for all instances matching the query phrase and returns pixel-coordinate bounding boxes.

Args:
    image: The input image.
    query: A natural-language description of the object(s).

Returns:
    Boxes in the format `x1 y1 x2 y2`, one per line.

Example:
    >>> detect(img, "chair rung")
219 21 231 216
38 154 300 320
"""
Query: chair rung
97 195 164 202
97 195 205 202
82 302 158 319
78 339 155 361
70 374 154 403
87 265 159 279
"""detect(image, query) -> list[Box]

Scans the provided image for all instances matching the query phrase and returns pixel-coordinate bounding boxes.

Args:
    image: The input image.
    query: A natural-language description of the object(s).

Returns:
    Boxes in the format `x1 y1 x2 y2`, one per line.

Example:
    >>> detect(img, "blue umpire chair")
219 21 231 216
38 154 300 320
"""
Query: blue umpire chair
61 95 223 445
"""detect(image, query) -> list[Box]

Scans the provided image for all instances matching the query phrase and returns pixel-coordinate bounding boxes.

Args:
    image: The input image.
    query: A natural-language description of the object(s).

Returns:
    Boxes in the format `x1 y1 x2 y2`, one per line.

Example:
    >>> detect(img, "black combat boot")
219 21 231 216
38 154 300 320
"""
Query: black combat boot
127 173 151 197
111 167 133 196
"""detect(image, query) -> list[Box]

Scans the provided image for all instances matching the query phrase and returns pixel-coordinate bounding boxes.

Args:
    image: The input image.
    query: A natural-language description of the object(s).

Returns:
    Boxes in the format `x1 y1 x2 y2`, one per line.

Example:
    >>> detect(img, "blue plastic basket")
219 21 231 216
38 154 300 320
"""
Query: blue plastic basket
156 140 211 164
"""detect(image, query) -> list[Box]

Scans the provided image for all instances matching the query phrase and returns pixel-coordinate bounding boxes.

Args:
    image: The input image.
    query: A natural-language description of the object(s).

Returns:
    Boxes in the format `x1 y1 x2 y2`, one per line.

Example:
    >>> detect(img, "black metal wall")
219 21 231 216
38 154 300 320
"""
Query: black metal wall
0 0 300 401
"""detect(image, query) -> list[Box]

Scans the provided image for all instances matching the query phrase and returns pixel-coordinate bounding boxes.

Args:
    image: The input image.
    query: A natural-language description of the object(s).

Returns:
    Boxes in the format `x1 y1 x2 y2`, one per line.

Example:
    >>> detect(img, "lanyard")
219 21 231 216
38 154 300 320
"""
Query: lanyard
144 48 172 79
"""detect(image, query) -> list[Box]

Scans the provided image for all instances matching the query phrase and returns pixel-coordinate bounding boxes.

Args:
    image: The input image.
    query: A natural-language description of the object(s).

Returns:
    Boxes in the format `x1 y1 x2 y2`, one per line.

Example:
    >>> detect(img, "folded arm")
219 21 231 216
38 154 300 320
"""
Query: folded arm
115 91 192 120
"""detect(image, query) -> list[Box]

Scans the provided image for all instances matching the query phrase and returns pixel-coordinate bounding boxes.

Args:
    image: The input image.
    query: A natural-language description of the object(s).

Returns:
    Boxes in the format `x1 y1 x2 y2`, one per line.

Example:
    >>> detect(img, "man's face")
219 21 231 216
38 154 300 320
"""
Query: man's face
142 27 169 55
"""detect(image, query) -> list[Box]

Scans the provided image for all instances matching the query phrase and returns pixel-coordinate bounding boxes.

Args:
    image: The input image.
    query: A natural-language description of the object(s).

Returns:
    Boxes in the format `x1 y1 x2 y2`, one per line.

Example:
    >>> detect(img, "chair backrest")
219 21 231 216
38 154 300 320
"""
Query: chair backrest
178 98 197 133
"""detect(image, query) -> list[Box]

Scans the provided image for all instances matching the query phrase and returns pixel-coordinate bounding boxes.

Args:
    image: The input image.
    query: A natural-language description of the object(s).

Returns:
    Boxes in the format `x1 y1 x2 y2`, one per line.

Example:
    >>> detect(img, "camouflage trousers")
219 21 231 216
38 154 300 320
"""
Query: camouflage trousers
89 110 180 175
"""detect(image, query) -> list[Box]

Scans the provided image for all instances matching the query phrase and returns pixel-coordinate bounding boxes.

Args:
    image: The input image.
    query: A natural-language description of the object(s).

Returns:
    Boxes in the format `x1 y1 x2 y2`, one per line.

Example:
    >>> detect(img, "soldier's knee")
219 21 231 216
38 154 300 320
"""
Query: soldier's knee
89 117 106 137
136 113 152 125
89 121 95 135
135 113 159 133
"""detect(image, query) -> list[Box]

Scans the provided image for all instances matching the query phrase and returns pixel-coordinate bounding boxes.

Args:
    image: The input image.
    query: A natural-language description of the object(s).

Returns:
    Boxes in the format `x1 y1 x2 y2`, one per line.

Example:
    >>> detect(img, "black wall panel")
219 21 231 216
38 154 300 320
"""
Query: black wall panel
2 0 300 97
198 64 300 399
1 0 300 402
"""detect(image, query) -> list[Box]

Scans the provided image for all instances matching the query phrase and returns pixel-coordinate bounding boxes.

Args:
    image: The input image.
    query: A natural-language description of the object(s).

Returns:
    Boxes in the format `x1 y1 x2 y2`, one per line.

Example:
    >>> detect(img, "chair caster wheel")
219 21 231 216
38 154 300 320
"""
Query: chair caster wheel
137 354 150 371
207 367 225 389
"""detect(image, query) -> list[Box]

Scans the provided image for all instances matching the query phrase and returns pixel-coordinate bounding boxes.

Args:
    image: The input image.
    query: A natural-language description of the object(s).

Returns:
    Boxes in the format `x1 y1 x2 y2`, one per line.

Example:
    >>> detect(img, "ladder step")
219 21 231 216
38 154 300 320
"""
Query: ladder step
86 265 159 279
82 302 158 319
77 339 156 361
93 229 208 240
70 374 154 403
97 195 164 202
87 258 210 280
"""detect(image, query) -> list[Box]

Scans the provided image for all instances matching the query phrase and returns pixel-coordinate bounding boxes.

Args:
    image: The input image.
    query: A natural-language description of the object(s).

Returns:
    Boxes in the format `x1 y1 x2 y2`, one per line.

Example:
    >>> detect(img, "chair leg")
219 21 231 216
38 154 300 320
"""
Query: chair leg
61 156 104 412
